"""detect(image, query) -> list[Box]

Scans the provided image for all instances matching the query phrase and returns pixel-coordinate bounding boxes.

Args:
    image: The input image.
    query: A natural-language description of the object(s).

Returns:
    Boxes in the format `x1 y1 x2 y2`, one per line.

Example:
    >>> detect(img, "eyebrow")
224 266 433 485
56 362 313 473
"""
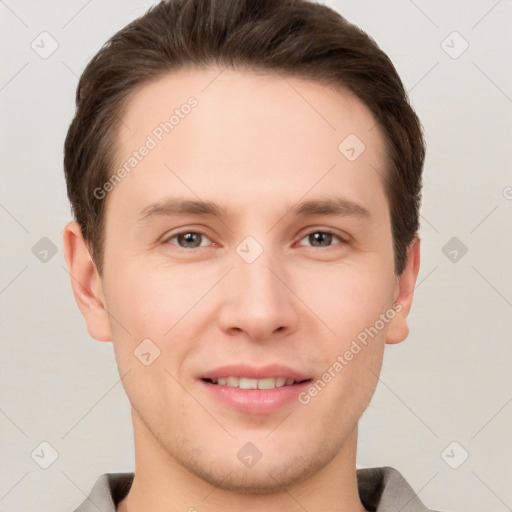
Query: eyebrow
137 196 371 223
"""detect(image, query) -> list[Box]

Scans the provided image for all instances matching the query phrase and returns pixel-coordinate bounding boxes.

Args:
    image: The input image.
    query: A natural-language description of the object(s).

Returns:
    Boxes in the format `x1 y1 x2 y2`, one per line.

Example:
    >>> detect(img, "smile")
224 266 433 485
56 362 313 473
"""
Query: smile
202 376 304 389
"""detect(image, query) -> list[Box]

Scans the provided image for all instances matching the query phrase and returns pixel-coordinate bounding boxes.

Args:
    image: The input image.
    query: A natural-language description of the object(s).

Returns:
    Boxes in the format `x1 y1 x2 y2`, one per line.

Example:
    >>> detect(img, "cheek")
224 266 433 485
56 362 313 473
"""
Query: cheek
298 261 393 339
105 262 196 335
297 262 391 405
104 262 214 378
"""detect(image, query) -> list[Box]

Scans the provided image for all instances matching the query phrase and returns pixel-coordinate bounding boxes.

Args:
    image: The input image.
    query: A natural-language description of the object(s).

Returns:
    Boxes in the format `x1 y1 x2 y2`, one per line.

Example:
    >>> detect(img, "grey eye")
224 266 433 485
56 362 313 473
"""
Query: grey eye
167 231 210 249
299 231 342 247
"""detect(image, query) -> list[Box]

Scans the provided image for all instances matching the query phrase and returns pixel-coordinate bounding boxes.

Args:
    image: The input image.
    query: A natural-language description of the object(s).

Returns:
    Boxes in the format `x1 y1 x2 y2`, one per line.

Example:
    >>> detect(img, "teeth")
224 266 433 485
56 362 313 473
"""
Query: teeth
239 377 258 389
208 376 298 389
258 377 282 389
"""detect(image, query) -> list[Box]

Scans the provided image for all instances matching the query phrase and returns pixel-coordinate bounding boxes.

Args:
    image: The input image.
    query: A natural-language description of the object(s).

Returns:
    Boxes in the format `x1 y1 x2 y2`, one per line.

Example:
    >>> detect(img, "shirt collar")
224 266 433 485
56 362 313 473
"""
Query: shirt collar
75 466 436 512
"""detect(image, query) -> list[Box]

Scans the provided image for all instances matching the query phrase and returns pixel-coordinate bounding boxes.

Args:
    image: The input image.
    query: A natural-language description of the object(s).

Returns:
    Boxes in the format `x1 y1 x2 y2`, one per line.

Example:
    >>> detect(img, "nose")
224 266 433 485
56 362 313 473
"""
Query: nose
217 248 299 343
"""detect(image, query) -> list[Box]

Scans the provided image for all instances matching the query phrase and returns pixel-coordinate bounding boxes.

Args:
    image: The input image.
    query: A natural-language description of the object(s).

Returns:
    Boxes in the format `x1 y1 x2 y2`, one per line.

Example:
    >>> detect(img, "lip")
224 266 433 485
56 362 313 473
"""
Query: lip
199 363 311 382
198 364 312 414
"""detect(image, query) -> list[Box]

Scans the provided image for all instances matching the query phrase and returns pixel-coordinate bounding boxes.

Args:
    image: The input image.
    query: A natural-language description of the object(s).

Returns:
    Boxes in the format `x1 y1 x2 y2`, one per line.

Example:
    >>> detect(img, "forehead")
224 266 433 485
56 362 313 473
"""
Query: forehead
119 66 383 148
108 66 389 222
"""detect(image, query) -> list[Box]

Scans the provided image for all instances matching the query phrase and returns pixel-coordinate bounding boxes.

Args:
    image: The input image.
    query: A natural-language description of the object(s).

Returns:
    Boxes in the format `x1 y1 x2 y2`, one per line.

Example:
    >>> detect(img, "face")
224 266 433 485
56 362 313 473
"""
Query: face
79 67 414 492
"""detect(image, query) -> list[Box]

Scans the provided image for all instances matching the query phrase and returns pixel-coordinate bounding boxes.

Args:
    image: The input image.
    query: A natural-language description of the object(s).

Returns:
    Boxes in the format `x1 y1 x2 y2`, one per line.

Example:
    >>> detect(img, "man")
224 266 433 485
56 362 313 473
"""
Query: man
62 0 441 510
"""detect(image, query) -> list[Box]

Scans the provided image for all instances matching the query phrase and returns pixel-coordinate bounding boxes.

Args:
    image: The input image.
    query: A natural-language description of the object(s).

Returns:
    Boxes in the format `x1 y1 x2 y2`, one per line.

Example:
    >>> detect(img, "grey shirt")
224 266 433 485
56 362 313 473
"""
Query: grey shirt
74 466 442 512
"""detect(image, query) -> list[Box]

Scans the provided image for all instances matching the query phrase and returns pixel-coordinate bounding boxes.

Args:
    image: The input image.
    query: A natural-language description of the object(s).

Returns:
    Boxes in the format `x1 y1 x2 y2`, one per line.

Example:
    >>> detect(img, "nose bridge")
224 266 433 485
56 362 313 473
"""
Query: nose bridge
238 252 281 305
218 239 298 339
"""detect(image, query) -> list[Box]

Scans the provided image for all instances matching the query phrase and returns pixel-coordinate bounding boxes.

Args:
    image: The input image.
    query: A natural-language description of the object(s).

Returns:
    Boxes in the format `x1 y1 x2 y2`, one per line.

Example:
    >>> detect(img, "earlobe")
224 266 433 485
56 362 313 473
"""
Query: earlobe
385 236 421 345
62 221 112 342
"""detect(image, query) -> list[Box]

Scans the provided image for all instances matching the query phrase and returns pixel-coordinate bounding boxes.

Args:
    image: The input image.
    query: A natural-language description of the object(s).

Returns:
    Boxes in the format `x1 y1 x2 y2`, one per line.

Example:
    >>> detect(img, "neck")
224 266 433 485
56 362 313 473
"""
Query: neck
117 410 368 512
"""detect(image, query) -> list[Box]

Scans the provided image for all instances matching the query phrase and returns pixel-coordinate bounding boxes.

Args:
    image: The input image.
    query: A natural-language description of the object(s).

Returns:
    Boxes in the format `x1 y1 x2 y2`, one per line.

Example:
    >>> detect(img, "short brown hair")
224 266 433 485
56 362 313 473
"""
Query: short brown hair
64 0 425 276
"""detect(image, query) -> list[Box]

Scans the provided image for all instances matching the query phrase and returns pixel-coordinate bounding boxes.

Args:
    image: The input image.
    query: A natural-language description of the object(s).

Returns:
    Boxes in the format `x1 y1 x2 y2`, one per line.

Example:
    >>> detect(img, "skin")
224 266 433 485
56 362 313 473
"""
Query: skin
63 66 420 512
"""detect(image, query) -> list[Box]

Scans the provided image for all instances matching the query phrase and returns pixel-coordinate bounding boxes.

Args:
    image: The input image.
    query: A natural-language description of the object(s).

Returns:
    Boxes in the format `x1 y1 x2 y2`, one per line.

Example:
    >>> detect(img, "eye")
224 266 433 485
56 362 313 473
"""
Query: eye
162 228 346 250
164 230 212 249
297 229 345 248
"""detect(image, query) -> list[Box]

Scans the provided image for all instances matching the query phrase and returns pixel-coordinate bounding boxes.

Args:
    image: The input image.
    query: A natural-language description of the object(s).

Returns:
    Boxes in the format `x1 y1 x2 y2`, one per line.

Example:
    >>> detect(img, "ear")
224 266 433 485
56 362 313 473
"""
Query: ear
385 235 421 345
62 221 112 342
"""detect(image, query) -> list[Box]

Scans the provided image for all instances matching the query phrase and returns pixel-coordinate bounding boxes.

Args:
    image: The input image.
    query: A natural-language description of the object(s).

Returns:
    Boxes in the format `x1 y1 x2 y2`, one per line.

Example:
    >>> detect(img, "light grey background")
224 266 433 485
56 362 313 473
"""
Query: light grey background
1 1 511 511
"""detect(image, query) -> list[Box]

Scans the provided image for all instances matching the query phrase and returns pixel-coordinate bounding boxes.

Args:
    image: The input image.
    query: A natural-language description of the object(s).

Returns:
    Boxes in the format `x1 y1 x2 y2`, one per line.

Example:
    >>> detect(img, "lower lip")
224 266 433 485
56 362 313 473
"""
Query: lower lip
198 379 311 414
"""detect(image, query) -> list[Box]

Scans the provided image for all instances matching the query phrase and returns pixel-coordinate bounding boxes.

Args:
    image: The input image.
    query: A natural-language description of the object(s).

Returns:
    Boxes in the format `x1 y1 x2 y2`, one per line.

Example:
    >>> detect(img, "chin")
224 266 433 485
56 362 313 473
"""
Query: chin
191 455 321 494
171 434 340 495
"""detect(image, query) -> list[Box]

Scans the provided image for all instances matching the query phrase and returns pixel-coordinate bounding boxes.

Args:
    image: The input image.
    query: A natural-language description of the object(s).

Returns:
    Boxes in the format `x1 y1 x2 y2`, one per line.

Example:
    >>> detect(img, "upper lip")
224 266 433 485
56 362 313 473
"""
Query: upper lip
200 364 311 382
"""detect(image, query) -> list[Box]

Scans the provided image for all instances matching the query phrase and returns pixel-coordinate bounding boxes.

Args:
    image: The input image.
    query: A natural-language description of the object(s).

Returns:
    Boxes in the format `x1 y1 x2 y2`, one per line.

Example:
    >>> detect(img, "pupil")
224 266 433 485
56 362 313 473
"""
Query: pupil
180 233 201 248
311 232 331 246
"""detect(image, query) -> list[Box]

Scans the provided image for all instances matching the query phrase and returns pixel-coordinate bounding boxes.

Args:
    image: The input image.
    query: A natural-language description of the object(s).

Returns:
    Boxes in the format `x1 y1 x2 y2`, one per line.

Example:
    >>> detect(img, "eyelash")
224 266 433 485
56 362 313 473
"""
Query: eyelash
163 228 347 250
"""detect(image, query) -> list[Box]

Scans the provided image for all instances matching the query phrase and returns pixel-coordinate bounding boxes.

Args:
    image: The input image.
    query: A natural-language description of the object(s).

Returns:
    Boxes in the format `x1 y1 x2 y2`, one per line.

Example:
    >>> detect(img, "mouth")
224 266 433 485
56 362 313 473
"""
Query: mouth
198 365 313 414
